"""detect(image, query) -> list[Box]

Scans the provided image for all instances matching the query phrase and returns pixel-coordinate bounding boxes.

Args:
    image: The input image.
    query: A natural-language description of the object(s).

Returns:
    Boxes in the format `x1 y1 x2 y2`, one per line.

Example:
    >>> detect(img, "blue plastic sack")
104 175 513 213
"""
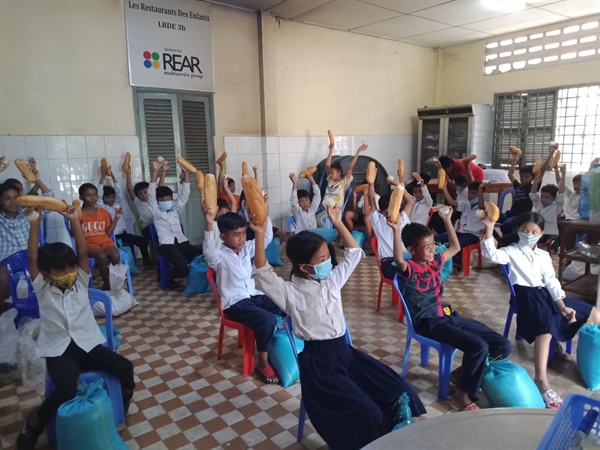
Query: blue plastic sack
184 255 210 295
481 358 545 408
351 230 367 248
57 379 128 450
266 238 283 267
308 228 338 244
577 324 600 391
119 245 140 275
99 326 121 350
269 318 304 388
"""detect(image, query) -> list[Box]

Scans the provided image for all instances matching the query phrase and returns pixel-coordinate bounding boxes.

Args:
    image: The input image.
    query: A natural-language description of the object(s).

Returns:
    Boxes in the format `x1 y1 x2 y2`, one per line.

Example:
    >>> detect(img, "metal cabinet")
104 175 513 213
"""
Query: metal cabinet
417 104 494 179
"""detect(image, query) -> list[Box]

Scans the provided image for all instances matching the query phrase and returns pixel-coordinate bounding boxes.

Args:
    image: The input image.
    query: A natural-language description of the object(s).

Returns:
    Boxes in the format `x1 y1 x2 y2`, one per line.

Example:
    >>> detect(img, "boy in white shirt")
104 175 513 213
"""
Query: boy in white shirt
409 172 433 225
17 206 135 450
289 172 320 233
530 165 565 239
202 203 283 384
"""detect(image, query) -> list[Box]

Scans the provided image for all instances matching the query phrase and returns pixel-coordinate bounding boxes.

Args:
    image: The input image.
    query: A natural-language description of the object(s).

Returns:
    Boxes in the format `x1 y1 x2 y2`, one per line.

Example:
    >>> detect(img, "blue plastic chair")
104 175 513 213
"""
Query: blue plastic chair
498 188 515 213
393 276 458 400
324 187 353 229
284 315 352 443
46 289 124 444
5 250 39 327
501 264 572 367
149 223 185 290
287 216 297 234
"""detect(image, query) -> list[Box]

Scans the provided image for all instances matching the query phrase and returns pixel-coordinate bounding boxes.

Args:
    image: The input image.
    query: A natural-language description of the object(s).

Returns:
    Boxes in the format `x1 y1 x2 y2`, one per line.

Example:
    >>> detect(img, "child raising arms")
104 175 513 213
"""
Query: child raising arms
17 207 135 450
481 212 600 409
251 206 425 450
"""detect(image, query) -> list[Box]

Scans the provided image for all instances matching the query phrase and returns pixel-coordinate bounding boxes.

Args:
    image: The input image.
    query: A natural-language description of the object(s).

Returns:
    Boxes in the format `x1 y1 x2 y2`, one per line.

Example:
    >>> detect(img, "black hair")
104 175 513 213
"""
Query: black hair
379 192 391 211
102 186 116 197
401 223 434 249
519 165 533 175
573 174 582 183
217 198 229 210
38 243 78 273
297 189 310 200
227 177 235 186
454 174 467 186
518 211 545 231
330 161 344 177
420 173 432 185
468 181 481 191
133 181 149 196
286 231 338 277
540 184 559 198
4 178 23 188
0 182 19 198
438 156 453 170
217 212 247 231
156 186 173 200
78 183 97 197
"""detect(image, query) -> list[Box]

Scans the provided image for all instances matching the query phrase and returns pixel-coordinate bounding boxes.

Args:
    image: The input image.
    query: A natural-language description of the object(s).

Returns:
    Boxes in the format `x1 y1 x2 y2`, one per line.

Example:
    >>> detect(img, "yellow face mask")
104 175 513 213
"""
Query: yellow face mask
48 271 78 289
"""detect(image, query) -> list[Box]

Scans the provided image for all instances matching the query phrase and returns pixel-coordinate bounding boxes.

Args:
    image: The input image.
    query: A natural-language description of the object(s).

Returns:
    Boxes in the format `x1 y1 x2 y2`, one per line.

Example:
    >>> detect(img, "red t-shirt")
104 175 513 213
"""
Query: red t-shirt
450 158 484 182
219 191 241 211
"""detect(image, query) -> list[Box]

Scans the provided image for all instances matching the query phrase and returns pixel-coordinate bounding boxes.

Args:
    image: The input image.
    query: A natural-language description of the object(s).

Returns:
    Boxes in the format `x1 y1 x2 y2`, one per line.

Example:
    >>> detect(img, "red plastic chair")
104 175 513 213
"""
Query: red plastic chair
425 208 435 228
462 242 482 276
537 241 552 253
371 236 404 322
206 268 255 376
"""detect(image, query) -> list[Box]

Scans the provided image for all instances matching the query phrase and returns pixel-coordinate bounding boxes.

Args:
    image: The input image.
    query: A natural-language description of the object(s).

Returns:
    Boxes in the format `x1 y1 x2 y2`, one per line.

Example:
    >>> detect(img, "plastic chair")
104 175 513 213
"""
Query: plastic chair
501 264 572 367
5 250 39 327
46 289 124 444
149 223 186 290
284 315 352 442
370 236 402 321
537 241 553 253
425 208 435 228
498 188 516 213
324 187 352 229
287 216 297 235
206 268 256 376
393 276 458 400
462 242 482 276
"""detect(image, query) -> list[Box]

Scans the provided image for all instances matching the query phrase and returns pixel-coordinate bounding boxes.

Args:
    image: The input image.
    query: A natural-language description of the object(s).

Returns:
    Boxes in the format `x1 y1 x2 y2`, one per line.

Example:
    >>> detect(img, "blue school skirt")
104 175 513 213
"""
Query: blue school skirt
298 336 426 450
514 285 593 344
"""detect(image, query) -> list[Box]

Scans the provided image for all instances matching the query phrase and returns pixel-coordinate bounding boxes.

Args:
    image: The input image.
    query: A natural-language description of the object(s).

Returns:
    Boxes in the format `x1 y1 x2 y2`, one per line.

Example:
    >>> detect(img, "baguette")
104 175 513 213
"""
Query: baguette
242 161 250 176
16 195 67 212
476 202 500 222
177 157 197 174
532 157 543 175
366 161 377 185
509 146 522 157
15 159 37 183
463 154 477 163
72 199 82 218
122 152 131 173
299 171 307 179
204 174 218 215
327 130 334 147
305 166 317 176
552 150 561 168
216 151 228 165
397 160 405 180
196 170 205 191
438 169 447 190
241 174 267 225
355 184 369 193
387 184 405 224
101 158 112 176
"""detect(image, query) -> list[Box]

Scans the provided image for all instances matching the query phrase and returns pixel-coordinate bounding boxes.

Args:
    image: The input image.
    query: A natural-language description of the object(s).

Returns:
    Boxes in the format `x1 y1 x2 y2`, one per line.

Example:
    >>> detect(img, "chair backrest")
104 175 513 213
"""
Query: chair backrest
498 188 516 213
393 275 416 334
88 288 114 351
501 264 517 301
370 236 383 269
425 208 435 228
6 250 36 302
206 267 225 319
342 187 352 211
63 217 76 248
284 314 352 360
148 223 160 255
287 216 296 234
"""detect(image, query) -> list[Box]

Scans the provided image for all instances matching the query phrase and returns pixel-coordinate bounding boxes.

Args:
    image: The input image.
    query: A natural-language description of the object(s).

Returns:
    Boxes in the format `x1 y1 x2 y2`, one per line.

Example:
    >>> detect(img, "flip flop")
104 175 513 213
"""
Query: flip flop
255 364 279 384
450 401 480 412
542 389 562 409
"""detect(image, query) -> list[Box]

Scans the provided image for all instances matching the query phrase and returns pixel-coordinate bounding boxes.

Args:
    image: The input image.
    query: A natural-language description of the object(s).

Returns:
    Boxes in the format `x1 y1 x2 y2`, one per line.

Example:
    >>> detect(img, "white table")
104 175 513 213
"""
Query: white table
362 408 556 450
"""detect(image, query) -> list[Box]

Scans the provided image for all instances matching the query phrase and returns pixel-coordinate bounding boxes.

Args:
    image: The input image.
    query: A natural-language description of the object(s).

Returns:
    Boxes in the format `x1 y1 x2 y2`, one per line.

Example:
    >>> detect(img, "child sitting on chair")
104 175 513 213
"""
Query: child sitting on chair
202 199 283 384
17 206 135 450
391 209 511 411
500 153 535 236
251 204 425 450
79 183 122 290
409 173 433 226
289 172 320 233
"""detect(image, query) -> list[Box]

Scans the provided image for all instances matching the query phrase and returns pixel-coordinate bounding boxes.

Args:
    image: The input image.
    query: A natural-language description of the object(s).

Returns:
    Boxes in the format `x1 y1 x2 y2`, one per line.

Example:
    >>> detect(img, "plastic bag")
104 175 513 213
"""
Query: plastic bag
57 379 128 450
119 245 140 275
266 238 284 267
99 326 121 350
184 255 210 295
577 324 600 391
18 318 45 393
563 261 599 282
269 317 304 388
0 309 20 385
93 265 138 317
351 230 367 248
481 358 545 408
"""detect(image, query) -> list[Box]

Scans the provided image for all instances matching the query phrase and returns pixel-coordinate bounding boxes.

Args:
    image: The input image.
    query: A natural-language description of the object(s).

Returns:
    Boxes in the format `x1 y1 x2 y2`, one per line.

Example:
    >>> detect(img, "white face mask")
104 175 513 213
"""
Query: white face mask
518 232 541 247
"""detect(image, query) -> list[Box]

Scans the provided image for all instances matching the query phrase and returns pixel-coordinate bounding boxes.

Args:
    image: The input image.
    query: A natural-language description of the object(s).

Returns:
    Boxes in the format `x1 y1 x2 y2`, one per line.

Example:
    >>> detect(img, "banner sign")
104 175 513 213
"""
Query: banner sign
124 0 214 91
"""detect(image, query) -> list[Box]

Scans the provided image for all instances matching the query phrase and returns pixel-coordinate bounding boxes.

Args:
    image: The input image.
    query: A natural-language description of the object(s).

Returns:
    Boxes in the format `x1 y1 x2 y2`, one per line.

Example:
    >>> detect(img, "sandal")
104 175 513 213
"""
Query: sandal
450 401 480 412
542 389 562 409
255 364 279 384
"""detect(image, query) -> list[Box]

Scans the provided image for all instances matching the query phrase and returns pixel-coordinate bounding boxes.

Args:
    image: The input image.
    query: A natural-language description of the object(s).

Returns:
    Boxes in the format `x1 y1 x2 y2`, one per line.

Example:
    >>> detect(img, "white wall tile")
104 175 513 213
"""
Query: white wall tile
122 136 140 155
105 136 124 157
227 153 239 173
48 160 70 183
266 187 281 205
267 170 280 188
85 136 106 158
223 136 237 155
266 153 280 172
0 164 20 182
34 159 50 184
237 137 250 156
68 158 89 182
2 136 26 159
266 137 279 154
88 158 101 181
249 137 262 156
24 136 47 159
269 203 282 222
46 136 68 159
66 136 86 158
130 157 143 179
51 181 74 200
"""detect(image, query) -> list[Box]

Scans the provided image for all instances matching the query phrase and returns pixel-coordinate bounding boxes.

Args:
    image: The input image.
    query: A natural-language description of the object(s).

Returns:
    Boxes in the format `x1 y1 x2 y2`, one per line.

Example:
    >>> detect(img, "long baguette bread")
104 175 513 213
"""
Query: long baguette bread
299 171 307 179
242 161 250 176
196 170 205 191
305 166 317 176
327 130 334 147
388 184 405 223
509 146 522 157
552 150 561 168
355 184 369 193
216 151 228 165
177 157 197 174
101 158 112 176
463 154 477 163
16 195 67 212
241 174 267 225
15 159 37 183
204 174 218 215
397 159 404 180
532 157 542 174
438 169 447 189
366 161 377 185
122 152 131 173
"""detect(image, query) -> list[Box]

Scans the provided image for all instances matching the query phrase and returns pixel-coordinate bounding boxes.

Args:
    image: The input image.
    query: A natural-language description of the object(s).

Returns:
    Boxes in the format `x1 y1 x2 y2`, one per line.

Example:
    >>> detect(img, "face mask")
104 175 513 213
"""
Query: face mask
158 200 173 211
48 271 78 289
518 232 541 247
470 198 478 206
309 257 333 280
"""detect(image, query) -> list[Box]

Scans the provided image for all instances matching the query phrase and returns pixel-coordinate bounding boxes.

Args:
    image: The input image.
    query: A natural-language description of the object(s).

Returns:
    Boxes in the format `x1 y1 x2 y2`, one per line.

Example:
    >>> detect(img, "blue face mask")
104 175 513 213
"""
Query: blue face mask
158 200 173 211
518 232 541 247
309 257 333 280
469 198 478 206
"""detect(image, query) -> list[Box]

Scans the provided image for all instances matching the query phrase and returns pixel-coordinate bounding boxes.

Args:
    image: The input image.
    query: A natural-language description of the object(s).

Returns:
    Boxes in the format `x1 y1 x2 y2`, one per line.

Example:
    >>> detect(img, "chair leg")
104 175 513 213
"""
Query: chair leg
391 286 398 305
477 248 483 269
98 371 125 426
462 249 471 277
397 298 405 323
503 308 514 339
217 323 225 359
402 337 412 377
242 328 255 377
437 349 455 401
297 400 306 441
238 330 243 348
420 344 431 366
377 280 383 312
566 339 572 355
159 259 169 290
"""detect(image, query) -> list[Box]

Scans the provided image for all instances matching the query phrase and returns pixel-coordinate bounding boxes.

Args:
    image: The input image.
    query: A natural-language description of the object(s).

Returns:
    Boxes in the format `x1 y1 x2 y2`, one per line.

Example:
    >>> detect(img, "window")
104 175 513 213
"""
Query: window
484 16 600 76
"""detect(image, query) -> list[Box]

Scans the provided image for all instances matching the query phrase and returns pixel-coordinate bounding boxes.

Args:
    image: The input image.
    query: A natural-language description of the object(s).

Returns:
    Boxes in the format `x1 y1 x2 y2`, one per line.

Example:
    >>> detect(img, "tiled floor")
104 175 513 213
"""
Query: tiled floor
1 244 599 450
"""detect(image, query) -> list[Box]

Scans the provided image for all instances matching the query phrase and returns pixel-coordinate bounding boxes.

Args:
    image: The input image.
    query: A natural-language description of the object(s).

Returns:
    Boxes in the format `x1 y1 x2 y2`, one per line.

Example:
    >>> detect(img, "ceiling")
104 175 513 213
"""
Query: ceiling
210 0 600 47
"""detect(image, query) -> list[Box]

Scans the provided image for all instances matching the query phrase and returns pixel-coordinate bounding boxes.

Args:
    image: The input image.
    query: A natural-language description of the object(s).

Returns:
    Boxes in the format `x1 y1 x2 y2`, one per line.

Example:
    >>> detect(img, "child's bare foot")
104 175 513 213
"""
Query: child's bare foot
450 391 479 411
256 363 279 384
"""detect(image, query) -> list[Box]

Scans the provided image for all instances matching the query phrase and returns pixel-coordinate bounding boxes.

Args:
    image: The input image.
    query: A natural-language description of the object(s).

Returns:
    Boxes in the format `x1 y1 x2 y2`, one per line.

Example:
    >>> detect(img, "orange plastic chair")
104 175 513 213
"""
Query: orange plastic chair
462 242 482 276
207 268 256 376
371 236 404 322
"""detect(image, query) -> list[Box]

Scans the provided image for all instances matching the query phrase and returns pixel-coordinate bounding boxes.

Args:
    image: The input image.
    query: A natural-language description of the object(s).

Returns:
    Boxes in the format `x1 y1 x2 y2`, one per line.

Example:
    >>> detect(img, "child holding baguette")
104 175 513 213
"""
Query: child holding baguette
289 172 320 233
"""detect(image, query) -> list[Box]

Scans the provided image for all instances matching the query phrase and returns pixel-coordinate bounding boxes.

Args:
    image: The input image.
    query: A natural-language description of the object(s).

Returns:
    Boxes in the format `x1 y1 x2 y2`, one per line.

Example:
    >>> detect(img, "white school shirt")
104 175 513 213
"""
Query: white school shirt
410 184 433 225
457 200 484 236
33 268 106 358
252 247 363 341
370 210 410 259
529 192 564 236
134 181 157 229
456 186 469 203
149 182 190 245
480 237 565 301
290 184 321 232
97 181 126 235
564 187 581 221
203 218 273 310
357 194 381 211
323 176 352 208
